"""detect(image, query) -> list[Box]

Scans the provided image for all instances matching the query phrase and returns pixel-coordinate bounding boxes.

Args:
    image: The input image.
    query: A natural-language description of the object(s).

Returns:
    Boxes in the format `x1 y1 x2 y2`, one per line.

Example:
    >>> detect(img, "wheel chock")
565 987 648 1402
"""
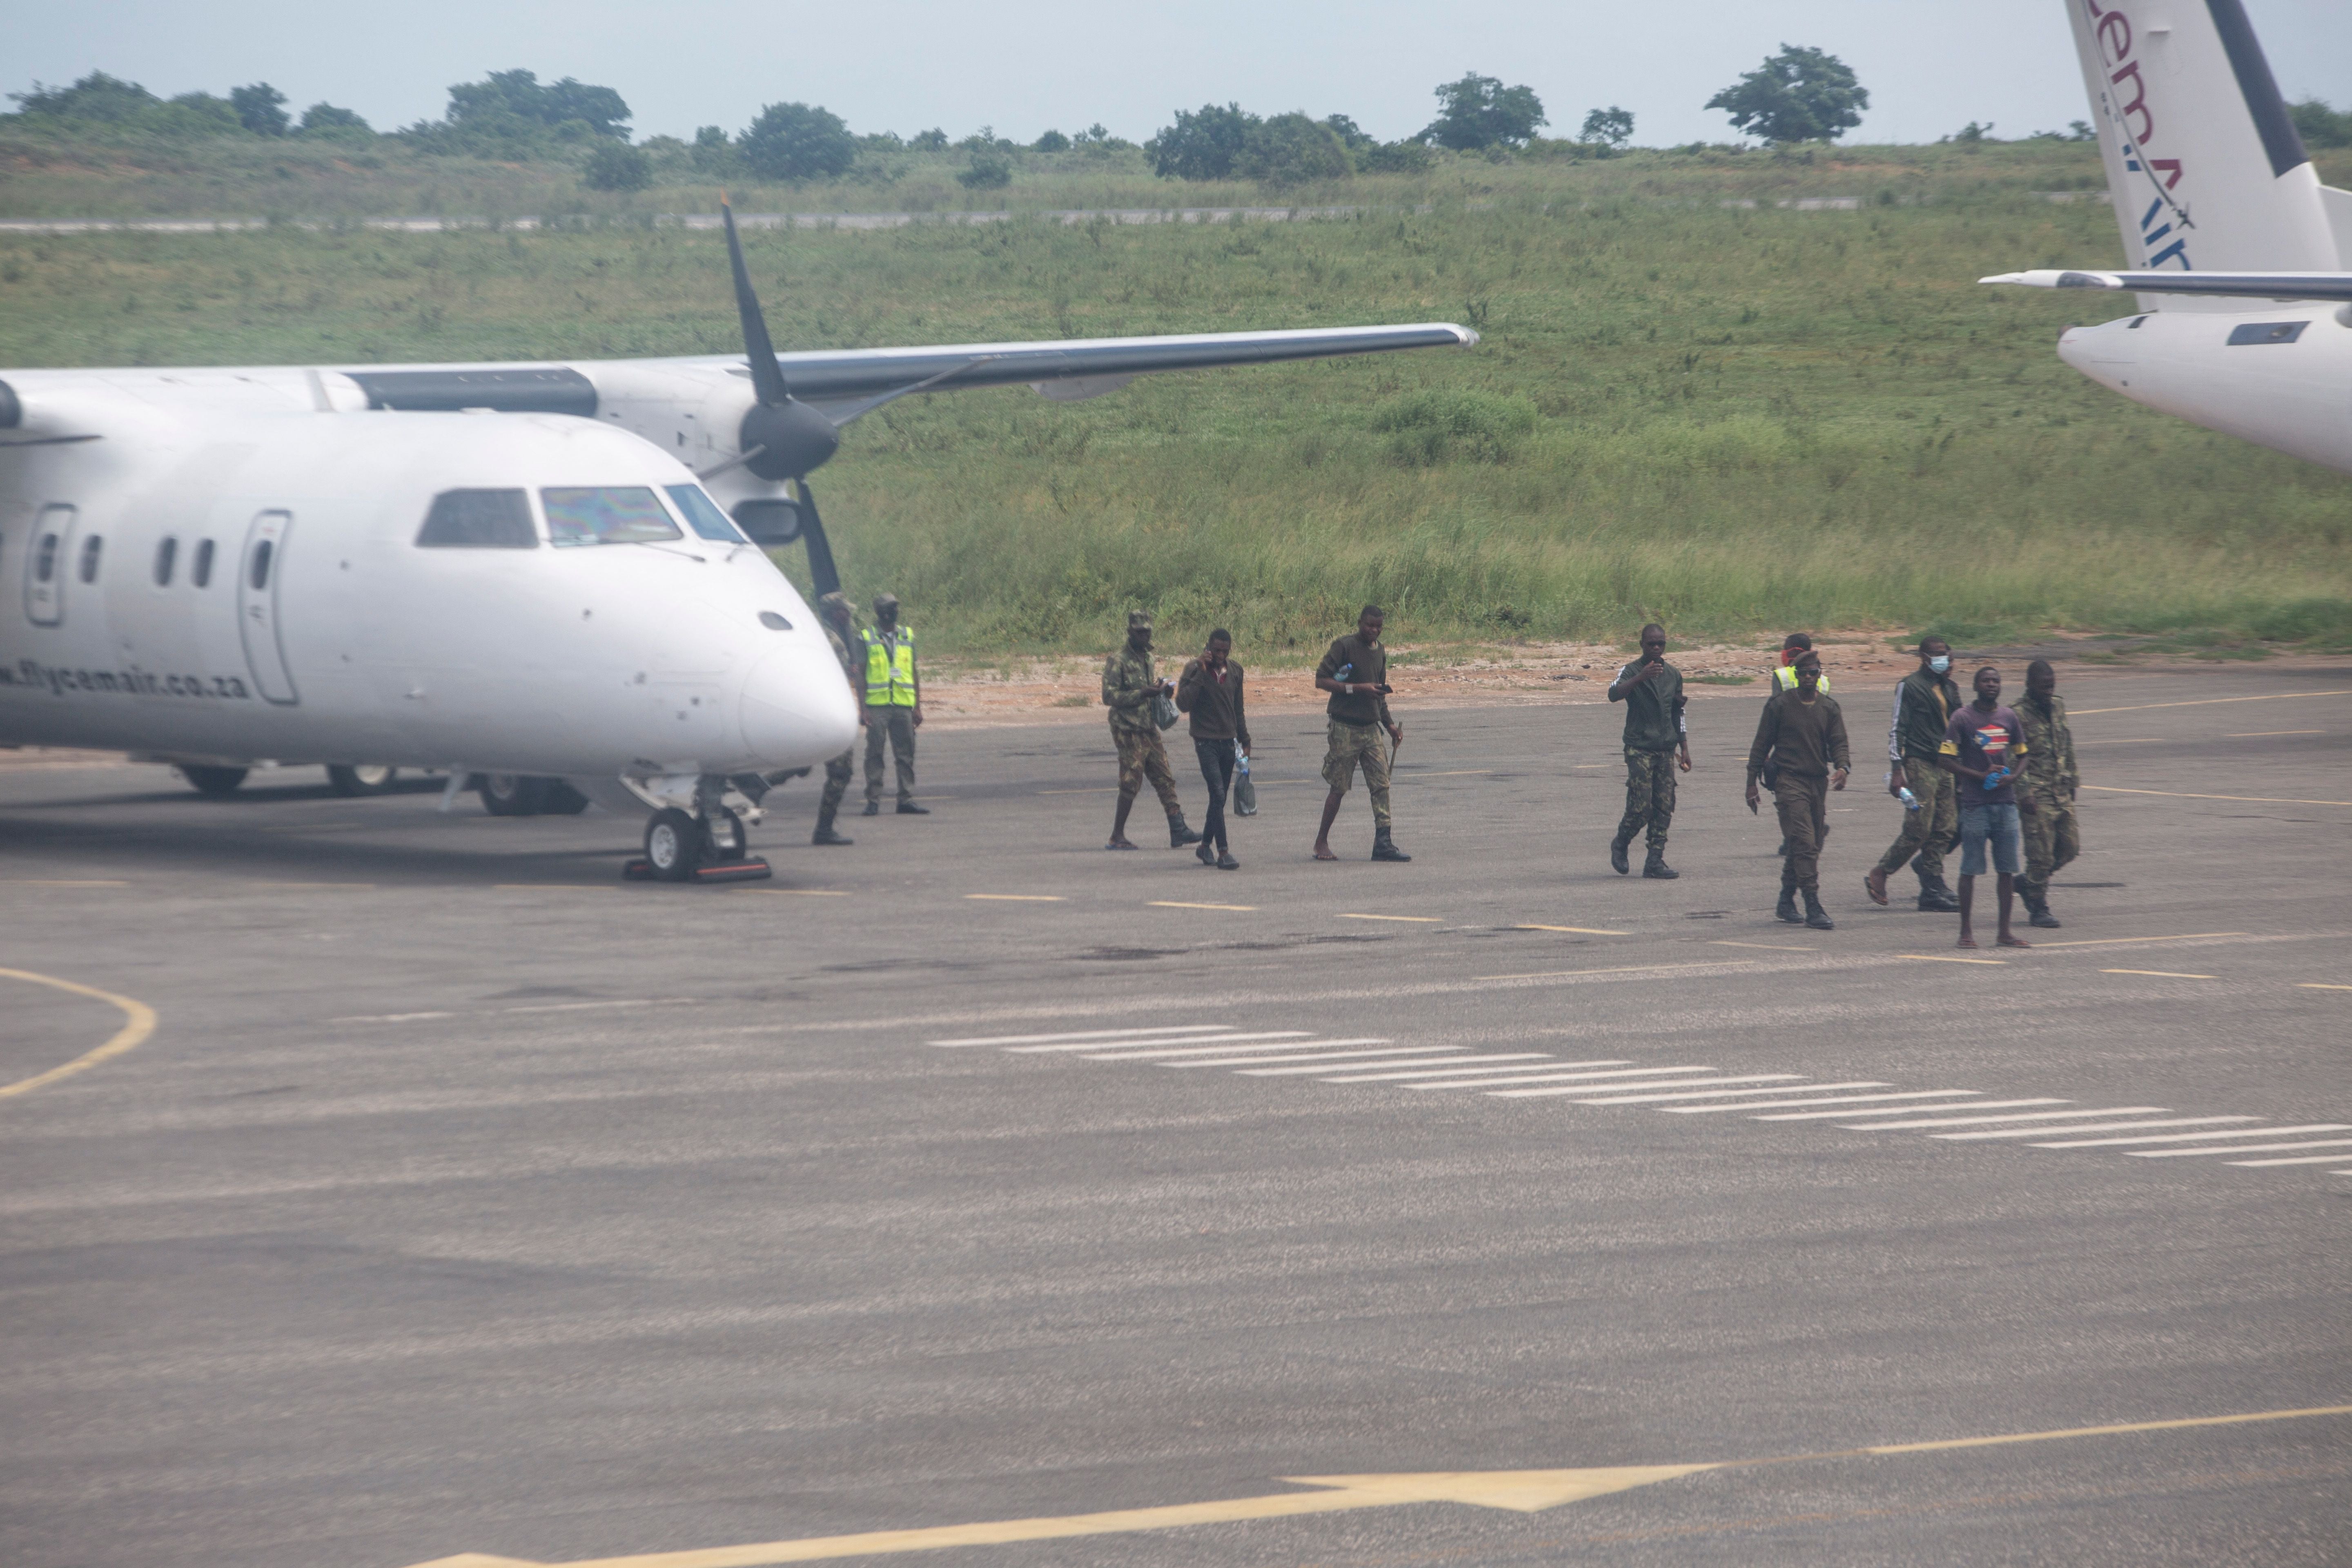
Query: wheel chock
691 856 773 884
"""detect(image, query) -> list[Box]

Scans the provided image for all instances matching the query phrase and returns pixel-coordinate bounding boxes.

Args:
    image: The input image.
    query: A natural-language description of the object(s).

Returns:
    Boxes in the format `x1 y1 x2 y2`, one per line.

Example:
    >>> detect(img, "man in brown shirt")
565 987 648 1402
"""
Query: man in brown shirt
1746 650 1849 930
1176 629 1251 869
1312 605 1408 862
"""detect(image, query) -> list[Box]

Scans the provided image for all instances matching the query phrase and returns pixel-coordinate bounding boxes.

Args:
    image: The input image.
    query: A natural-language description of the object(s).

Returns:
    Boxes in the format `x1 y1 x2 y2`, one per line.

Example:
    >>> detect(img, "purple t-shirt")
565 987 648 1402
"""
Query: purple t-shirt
1942 704 2025 804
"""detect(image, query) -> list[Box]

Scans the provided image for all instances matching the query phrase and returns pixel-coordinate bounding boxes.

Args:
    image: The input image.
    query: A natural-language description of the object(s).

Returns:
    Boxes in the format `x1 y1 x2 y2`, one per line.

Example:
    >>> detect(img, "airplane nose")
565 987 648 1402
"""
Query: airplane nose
740 644 860 768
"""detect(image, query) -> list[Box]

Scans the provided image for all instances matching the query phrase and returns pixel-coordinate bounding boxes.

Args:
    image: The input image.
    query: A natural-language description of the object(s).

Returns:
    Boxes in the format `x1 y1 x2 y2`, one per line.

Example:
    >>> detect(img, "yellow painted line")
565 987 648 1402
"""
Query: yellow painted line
2069 689 2351 715
403 1404 2352 1568
1035 787 1116 795
2226 730 2323 737
1515 924 1630 935
2032 931 2245 948
492 884 617 891
966 894 1064 902
246 881 377 889
2299 983 2352 991
0 879 128 886
739 889 849 897
1474 960 1757 982
2080 784 2352 807
1900 954 2005 965
1148 901 1258 911
1339 913 1442 923
1712 940 1813 951
0 968 158 1102
2101 968 2216 980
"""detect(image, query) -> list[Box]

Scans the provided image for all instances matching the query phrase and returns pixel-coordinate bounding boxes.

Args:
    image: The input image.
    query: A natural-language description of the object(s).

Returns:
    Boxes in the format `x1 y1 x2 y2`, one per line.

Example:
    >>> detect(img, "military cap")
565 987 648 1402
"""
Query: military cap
872 592 900 611
816 591 848 612
1127 610 1154 630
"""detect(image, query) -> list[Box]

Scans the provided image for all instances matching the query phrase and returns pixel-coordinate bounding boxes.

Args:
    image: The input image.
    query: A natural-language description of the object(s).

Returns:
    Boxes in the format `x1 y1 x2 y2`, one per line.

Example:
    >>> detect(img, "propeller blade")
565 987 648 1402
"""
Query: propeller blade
720 195 792 408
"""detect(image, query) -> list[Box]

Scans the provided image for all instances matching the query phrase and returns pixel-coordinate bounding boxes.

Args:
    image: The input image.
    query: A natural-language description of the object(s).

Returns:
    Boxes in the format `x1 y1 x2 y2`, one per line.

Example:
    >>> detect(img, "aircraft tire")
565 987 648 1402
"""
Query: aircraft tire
539 780 592 815
327 764 399 797
643 808 702 881
478 774 552 817
180 765 249 798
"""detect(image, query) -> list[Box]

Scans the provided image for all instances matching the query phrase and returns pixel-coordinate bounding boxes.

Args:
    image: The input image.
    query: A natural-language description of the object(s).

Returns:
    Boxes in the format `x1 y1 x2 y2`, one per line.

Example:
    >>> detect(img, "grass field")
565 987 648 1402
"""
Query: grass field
4 142 2348 654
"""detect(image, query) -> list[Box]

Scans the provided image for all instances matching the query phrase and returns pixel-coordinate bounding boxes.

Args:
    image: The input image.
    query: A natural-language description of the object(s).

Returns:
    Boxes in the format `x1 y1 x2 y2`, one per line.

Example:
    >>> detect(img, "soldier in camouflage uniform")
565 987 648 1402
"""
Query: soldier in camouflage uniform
2015 658 2080 929
811 592 860 846
1606 622 1692 878
1101 610 1201 851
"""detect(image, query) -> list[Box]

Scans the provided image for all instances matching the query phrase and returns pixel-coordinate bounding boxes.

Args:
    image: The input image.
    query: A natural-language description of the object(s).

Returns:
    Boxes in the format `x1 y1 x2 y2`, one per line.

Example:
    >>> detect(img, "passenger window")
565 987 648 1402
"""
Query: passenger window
192 538 215 588
35 531 60 583
416 488 537 549
664 483 748 543
154 536 178 586
249 538 273 590
542 486 681 547
78 535 103 584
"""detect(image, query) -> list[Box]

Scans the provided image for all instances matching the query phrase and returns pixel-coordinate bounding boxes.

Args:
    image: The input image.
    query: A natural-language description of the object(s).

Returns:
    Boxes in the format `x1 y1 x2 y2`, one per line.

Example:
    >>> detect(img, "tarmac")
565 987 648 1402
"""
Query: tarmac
2 662 2347 1568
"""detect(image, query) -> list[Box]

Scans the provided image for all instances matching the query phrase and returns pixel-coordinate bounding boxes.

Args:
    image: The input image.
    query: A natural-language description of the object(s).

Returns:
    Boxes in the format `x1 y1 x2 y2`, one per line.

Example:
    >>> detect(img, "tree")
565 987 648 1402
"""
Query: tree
1419 74 1546 150
911 127 948 150
1580 106 1634 149
739 101 856 182
2290 98 2351 149
956 150 1013 189
1705 45 1867 145
296 102 372 139
1148 102 1258 179
582 140 652 191
691 125 735 172
1032 128 1070 152
230 82 288 136
1240 112 1351 185
1322 114 1374 151
9 71 160 122
444 69 630 138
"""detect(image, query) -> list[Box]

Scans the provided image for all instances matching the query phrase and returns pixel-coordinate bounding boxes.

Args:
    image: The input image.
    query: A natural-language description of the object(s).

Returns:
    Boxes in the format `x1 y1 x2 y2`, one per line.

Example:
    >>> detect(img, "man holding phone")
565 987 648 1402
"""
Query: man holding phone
1607 622 1692 878
1312 605 1408 862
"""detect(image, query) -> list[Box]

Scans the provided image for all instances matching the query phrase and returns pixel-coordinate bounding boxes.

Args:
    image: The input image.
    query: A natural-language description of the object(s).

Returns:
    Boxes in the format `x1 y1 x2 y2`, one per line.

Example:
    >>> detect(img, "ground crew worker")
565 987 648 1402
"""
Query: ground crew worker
859 592 924 815
2015 658 2080 929
1313 605 1409 862
812 592 861 845
1746 650 1849 930
1864 635 1963 912
1607 621 1691 879
1102 610 1200 851
1768 634 1826 856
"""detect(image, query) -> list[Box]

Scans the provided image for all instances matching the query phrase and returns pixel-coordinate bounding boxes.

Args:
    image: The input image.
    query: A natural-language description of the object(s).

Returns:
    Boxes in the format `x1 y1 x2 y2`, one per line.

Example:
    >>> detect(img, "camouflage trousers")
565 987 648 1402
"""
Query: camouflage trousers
818 748 855 818
2020 787 2080 898
863 708 916 805
1774 774 1831 893
1874 755 1958 881
1614 746 1678 853
1320 719 1392 829
1114 725 1185 817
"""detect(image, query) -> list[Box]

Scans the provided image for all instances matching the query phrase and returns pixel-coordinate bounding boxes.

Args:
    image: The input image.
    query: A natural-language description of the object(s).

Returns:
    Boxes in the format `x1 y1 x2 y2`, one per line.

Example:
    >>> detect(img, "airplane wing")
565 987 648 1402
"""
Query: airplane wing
1981 269 2352 303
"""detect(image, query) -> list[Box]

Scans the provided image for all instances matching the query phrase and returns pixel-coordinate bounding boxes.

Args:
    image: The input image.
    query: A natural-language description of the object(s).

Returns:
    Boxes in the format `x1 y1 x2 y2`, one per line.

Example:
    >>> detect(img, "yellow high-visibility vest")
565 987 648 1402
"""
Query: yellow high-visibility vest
1772 664 1830 694
862 628 917 706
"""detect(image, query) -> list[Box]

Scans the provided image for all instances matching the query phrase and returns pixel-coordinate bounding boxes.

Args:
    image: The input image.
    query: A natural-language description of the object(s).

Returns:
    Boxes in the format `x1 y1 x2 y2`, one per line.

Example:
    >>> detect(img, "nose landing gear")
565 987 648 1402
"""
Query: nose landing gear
625 775 771 884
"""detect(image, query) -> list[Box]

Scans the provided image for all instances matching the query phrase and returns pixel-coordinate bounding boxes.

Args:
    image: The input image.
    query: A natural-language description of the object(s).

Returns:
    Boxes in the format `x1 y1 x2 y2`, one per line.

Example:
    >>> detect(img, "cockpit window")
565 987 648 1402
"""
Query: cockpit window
418 489 537 548
543 486 681 547
664 483 748 543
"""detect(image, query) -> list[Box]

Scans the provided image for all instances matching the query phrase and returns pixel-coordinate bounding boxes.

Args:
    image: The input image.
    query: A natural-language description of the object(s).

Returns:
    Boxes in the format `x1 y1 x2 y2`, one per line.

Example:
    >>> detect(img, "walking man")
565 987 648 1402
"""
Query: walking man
1102 611 1200 851
859 592 925 816
1745 650 1848 930
1608 622 1691 878
1313 605 1409 862
1938 665 2031 949
1864 635 1963 912
1176 628 1250 869
812 592 860 846
2015 658 2080 929
1770 632 1829 694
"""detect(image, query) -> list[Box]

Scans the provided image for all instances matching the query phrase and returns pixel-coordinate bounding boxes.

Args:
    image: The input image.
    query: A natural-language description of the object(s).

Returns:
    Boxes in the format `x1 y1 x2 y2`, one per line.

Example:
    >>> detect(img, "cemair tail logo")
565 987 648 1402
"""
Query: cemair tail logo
2083 0 2195 271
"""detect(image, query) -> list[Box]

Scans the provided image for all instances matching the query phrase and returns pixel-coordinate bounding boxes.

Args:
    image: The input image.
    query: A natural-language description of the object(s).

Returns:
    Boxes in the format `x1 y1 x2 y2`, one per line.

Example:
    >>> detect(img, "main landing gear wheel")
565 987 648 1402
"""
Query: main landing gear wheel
327 764 399 797
539 780 591 815
477 773 552 816
180 765 248 798
624 779 772 885
641 808 702 882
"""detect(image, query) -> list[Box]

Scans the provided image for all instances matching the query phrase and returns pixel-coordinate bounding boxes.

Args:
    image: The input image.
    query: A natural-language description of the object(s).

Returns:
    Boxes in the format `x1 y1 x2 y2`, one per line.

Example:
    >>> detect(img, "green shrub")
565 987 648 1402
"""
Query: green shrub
581 141 652 192
1370 390 1540 464
2249 597 2352 647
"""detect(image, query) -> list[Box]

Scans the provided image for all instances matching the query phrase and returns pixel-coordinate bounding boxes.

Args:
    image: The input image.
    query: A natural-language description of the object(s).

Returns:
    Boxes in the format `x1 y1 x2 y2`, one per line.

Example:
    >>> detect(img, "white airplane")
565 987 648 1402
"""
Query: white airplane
0 205 1474 879
1982 0 2352 474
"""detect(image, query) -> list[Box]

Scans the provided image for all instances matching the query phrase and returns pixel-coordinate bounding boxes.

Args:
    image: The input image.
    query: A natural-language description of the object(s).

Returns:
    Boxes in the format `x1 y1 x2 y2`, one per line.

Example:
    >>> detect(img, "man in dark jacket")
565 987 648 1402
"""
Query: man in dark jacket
1865 635 1963 911
1746 651 1849 930
1312 605 1408 862
1176 629 1251 869
1607 622 1691 879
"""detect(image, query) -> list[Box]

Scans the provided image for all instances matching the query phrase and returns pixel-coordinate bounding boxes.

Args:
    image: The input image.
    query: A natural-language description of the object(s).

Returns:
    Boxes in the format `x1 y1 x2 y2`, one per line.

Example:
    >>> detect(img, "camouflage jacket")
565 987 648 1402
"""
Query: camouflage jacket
2017 693 2078 795
1101 643 1162 735
823 622 861 686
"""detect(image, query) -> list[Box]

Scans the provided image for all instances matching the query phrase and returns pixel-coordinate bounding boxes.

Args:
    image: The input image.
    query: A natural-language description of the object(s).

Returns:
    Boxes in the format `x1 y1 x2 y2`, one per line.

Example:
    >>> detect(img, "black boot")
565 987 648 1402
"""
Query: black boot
2022 882 2062 929
1642 849 1679 880
811 809 853 846
1802 889 1835 930
1169 818 1202 848
897 800 930 815
1371 828 1412 862
1914 863 1958 913
862 800 880 817
1610 835 1632 875
1776 884 1802 923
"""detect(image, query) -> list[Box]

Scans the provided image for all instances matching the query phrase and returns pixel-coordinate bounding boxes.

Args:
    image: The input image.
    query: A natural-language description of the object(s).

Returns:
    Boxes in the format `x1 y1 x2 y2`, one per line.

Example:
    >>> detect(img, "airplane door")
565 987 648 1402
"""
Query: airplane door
23 504 73 627
238 509 298 705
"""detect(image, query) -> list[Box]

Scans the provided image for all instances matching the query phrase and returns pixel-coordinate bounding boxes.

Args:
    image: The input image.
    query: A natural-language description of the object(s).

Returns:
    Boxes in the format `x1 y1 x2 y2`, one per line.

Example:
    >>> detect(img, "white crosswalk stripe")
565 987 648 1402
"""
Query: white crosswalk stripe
927 1023 2342 1182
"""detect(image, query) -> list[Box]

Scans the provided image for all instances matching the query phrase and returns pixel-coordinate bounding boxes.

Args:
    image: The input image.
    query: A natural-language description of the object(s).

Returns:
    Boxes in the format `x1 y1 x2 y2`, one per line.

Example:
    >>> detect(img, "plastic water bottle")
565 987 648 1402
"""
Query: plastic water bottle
1898 786 1920 812
1236 752 1251 777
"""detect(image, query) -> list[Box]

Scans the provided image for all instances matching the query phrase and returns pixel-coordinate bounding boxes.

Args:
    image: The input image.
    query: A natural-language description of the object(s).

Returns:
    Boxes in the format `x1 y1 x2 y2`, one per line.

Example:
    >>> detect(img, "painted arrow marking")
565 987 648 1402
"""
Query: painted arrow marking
405 1403 2352 1568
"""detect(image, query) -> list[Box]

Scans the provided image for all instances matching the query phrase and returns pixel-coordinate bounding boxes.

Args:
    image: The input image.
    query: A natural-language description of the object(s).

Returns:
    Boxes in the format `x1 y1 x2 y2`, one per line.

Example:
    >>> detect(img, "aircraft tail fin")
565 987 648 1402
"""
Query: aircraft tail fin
2067 0 2345 308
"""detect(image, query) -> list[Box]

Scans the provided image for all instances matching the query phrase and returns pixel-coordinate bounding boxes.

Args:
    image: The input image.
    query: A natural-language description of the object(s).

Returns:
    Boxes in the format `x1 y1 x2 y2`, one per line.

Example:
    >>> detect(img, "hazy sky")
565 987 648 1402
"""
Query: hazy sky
12 1 2348 149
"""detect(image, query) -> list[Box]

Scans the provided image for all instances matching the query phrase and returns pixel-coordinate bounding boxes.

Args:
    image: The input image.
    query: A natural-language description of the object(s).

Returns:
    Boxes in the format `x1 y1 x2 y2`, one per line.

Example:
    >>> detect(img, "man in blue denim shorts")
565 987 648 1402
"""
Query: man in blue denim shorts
1936 666 2031 950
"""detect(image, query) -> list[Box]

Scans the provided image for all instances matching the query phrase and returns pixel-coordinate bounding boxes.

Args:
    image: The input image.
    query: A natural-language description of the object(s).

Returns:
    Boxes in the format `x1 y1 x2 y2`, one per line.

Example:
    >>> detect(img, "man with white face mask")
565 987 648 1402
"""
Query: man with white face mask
1864 636 1963 911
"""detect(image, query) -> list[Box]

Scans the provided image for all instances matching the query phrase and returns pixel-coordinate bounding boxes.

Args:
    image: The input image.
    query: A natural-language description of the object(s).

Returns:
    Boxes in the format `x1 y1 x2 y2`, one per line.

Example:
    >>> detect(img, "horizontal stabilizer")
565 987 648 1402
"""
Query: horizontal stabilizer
1982 268 2352 303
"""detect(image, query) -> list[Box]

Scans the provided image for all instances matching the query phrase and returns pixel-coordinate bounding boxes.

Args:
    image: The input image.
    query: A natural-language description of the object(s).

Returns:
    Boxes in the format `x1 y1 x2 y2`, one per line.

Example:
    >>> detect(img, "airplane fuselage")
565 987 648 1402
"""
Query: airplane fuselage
2058 305 2352 474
